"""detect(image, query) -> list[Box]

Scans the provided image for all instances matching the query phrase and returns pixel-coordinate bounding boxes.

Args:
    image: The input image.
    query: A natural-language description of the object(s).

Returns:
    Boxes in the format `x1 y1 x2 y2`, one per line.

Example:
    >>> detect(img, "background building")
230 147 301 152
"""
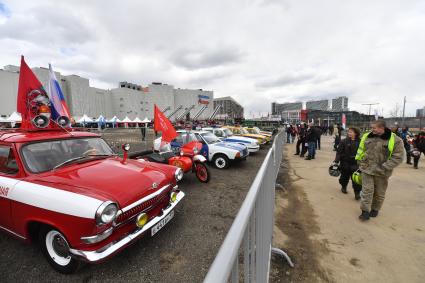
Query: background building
213 96 244 120
306 99 330 111
332 96 349 111
0 64 217 121
271 102 303 115
416 107 425 117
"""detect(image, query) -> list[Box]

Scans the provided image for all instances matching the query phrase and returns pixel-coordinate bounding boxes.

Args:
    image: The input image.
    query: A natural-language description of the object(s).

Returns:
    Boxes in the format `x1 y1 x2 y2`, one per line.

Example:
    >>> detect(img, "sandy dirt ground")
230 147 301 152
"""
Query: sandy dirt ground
271 135 425 283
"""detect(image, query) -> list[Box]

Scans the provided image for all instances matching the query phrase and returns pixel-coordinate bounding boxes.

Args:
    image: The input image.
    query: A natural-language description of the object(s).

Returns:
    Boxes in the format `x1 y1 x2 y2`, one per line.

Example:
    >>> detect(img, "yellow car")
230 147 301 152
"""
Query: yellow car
224 126 268 145
245 127 273 141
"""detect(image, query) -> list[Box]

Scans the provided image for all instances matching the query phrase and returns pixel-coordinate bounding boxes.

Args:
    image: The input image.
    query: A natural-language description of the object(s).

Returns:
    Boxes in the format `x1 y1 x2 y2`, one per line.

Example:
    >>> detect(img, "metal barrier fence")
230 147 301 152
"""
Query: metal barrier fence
204 131 292 283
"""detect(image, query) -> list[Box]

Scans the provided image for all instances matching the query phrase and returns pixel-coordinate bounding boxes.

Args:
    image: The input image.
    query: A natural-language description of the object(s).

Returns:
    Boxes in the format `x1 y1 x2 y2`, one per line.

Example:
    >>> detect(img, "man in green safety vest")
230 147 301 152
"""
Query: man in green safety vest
355 120 404 221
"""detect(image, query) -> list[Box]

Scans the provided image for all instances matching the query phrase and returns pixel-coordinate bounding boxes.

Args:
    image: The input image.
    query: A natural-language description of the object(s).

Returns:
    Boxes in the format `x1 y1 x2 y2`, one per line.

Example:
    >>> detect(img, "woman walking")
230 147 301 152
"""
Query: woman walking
334 127 362 200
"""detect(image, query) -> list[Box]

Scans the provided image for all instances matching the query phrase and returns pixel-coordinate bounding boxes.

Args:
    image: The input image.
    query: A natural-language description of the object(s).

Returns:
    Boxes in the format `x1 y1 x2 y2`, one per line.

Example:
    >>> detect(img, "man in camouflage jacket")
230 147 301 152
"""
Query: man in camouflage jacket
356 120 404 221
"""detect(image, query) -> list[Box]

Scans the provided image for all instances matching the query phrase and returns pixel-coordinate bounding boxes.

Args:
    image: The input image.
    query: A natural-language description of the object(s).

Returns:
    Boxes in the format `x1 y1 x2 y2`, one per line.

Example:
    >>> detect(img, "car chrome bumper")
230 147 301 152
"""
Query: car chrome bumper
247 145 260 152
69 191 185 263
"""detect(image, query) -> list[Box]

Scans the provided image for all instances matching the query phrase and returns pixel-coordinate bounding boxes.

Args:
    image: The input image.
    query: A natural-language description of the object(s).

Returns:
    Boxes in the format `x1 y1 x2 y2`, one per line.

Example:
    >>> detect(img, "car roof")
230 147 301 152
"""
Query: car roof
0 129 100 143
191 130 209 134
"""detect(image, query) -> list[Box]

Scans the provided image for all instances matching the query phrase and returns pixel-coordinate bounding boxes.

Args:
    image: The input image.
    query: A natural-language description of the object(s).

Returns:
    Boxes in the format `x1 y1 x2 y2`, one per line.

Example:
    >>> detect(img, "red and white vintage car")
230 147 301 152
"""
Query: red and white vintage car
0 129 185 273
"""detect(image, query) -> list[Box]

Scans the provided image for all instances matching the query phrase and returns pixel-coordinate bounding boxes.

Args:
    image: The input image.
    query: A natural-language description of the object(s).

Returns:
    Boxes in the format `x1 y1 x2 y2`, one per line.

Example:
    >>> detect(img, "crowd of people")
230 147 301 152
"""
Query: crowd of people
287 120 425 221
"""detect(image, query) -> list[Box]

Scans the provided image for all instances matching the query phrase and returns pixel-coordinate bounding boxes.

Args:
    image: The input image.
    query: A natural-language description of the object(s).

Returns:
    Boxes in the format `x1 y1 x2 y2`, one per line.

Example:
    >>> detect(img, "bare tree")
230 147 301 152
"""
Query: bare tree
389 103 401 118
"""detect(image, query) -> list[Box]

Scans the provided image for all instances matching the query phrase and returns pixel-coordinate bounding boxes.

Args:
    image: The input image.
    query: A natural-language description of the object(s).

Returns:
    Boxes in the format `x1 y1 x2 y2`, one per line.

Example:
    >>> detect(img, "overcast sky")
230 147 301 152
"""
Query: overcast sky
0 0 424 117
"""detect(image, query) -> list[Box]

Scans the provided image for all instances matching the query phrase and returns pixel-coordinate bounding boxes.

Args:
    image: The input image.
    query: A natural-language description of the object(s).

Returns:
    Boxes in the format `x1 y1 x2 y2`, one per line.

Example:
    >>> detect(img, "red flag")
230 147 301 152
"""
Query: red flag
154 104 177 143
17 56 49 129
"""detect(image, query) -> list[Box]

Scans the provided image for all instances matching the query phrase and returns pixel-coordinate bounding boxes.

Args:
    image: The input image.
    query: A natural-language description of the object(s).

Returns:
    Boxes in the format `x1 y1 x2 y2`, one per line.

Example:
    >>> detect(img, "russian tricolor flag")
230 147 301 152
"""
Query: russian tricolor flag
48 63 70 119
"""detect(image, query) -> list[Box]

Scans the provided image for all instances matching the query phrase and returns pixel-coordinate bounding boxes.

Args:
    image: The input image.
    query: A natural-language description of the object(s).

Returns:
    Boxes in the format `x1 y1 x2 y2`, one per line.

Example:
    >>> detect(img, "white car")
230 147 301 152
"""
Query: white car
154 130 249 169
202 127 260 153
194 131 249 169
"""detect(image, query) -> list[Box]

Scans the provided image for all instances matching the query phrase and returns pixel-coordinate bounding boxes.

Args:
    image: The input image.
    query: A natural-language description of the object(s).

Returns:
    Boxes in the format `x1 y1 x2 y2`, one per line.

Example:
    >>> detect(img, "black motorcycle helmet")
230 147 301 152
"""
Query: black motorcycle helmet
328 163 341 177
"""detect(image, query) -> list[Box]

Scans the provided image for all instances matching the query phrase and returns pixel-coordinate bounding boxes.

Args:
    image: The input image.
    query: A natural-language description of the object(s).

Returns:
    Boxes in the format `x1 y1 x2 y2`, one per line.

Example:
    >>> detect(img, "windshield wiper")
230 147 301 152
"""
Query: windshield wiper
53 154 115 170
87 153 116 157
53 156 88 170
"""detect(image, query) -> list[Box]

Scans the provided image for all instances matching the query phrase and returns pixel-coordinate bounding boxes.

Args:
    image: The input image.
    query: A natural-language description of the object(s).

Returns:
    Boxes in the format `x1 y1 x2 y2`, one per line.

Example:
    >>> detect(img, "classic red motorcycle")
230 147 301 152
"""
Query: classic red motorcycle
131 141 210 183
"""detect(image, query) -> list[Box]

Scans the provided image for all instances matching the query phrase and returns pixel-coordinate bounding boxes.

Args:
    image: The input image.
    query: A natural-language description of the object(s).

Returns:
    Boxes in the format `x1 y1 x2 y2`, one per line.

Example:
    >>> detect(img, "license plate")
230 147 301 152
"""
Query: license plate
151 210 174 236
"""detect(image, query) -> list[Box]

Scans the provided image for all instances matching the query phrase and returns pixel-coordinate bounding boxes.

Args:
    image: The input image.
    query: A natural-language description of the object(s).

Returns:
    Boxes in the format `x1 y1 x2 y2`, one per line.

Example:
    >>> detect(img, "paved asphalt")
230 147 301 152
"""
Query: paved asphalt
0 129 271 283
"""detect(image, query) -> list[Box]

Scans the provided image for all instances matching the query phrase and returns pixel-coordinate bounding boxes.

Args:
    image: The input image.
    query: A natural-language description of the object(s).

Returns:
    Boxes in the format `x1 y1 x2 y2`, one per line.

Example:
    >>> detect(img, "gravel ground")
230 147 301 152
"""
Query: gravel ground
0 129 271 283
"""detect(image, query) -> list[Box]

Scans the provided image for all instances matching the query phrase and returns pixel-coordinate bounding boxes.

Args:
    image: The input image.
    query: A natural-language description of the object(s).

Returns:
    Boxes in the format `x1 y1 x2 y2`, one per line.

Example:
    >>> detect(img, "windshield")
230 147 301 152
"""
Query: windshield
175 132 198 144
223 128 233 136
240 128 249 134
21 137 114 173
200 132 220 144
250 128 261 134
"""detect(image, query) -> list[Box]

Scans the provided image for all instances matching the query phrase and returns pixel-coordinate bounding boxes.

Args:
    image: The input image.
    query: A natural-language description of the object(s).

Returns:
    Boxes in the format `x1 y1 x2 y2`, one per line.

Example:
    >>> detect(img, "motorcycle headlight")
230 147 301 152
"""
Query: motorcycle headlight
193 147 199 154
175 168 183 181
96 201 118 225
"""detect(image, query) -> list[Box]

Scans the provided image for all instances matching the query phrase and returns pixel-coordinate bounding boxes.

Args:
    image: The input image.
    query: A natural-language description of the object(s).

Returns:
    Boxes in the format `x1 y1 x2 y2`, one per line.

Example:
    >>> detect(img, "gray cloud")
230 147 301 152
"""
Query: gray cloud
170 47 243 70
0 0 424 117
256 73 316 88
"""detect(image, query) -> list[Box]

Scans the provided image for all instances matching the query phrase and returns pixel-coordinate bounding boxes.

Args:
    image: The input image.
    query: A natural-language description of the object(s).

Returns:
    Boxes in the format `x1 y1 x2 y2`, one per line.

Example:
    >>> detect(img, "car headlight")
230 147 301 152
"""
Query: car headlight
96 201 118 225
175 168 183 181
193 147 199 154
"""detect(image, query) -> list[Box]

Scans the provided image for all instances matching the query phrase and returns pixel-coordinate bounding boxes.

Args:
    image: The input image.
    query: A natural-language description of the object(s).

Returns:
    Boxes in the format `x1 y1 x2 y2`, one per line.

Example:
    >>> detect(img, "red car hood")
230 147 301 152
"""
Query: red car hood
25 157 176 209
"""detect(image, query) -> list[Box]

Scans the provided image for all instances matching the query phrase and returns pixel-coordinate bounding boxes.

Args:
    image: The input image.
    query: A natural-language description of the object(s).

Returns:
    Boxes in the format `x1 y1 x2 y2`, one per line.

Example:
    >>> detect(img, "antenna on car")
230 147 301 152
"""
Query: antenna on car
50 119 75 136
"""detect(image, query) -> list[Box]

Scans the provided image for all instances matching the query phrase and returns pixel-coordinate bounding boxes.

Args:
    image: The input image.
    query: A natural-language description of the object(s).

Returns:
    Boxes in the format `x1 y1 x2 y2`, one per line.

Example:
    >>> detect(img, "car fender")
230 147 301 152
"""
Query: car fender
193 154 207 163
210 144 237 160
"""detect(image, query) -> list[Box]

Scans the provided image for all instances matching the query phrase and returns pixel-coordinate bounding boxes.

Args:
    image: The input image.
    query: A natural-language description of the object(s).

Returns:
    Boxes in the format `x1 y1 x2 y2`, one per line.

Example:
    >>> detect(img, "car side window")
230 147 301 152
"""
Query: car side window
195 134 205 144
174 135 183 144
214 130 223 137
0 146 19 175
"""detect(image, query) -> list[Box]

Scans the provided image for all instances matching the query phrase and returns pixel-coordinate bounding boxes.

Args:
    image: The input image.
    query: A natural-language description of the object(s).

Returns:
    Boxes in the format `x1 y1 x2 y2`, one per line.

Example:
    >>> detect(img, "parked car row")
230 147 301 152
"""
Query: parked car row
0 125 274 274
153 126 273 169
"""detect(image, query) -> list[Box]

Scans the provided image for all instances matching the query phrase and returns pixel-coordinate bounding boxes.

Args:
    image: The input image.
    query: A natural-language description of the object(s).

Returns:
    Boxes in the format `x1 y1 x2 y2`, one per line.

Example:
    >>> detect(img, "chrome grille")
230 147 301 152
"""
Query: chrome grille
116 187 171 223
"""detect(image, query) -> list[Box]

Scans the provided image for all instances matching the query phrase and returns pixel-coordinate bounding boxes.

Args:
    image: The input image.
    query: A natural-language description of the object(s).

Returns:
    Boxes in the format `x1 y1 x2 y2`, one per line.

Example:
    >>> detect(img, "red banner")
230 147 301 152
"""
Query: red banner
17 56 49 129
154 104 177 143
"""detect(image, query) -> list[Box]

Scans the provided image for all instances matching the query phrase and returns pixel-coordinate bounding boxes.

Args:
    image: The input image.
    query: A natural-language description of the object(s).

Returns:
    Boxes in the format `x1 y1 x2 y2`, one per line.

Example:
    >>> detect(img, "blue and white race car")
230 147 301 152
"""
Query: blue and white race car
154 130 249 169
202 127 260 153
193 131 249 169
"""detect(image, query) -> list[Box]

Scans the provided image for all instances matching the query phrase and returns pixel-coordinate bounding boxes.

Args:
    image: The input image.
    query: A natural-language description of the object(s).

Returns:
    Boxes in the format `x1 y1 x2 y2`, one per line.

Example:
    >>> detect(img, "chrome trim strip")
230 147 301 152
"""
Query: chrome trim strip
81 227 113 244
69 191 184 262
0 225 26 240
119 184 171 214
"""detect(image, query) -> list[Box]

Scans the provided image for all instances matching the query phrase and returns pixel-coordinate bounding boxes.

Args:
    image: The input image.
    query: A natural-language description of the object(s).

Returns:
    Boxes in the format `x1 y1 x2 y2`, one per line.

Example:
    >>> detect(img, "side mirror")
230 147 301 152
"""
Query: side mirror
122 143 130 152
121 143 130 164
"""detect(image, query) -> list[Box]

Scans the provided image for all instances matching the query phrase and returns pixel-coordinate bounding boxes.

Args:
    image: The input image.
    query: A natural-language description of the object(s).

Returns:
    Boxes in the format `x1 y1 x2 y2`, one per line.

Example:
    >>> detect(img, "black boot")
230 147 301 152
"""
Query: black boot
305 156 312 160
369 210 379 217
294 153 299 155
359 211 370 221
341 187 347 194
354 191 361 200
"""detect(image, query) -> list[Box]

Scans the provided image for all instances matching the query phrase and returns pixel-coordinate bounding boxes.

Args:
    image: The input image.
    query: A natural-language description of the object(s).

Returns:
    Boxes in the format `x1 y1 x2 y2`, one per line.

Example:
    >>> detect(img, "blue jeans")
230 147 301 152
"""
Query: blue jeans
308 142 316 158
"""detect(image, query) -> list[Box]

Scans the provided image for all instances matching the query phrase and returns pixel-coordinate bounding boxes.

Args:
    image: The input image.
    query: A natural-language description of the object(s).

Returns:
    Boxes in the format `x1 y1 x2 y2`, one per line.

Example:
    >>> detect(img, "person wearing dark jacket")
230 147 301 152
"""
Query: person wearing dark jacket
412 132 425 169
401 127 413 164
295 124 306 155
305 123 317 160
314 126 323 150
334 128 362 199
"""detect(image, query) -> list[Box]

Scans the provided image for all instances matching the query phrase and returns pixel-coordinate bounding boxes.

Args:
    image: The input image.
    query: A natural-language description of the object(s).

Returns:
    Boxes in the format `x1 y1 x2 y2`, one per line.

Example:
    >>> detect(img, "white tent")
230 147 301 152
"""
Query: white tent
132 117 143 123
7 112 22 122
141 117 151 123
77 114 93 123
95 115 106 122
108 116 121 123
121 116 132 123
